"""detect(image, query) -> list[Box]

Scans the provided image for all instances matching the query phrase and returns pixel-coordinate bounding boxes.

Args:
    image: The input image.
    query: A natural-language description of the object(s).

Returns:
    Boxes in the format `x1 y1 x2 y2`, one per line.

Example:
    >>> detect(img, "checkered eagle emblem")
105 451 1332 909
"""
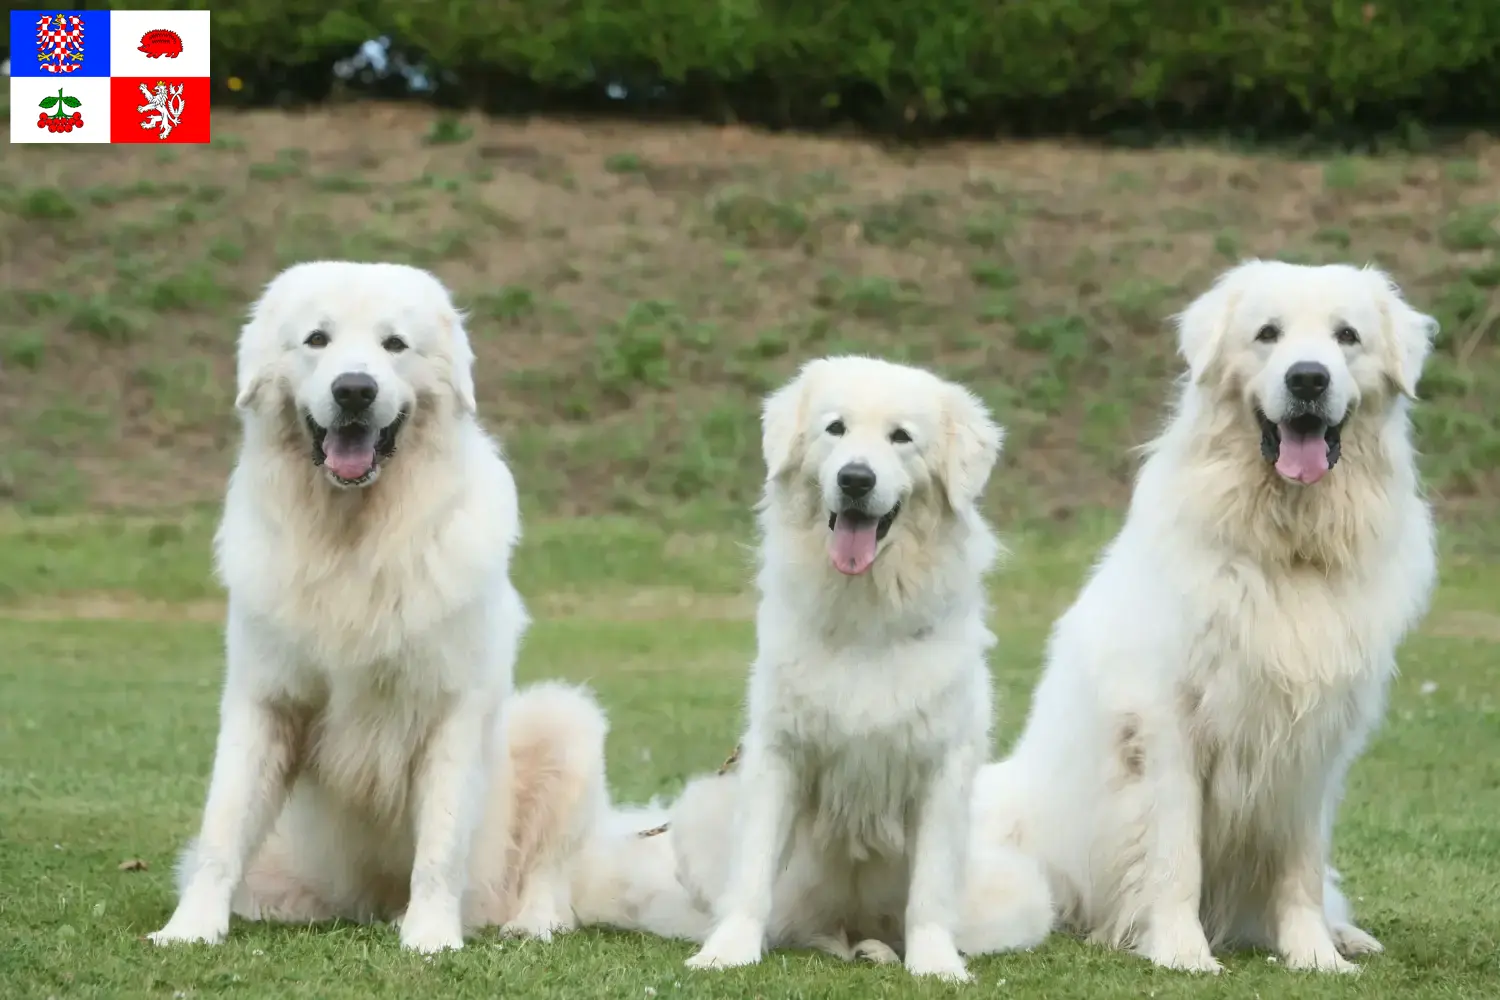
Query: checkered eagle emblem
35 13 85 75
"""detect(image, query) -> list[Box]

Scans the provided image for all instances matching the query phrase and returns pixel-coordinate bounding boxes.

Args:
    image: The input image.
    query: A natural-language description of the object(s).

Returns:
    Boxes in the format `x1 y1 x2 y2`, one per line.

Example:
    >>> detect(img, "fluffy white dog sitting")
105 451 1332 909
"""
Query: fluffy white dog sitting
149 261 606 952
573 356 1054 982
978 261 1439 973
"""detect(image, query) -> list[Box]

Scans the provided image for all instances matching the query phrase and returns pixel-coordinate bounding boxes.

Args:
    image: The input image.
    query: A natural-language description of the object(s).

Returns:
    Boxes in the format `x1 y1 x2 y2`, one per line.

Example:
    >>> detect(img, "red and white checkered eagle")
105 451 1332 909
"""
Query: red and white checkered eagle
35 13 85 75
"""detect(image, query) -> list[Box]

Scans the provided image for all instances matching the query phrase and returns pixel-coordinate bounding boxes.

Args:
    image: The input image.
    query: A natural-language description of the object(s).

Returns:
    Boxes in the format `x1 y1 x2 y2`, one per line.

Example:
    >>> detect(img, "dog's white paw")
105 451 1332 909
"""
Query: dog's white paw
1283 942 1360 974
501 890 574 943
1280 909 1360 973
1142 923 1222 974
1332 922 1384 957
147 918 227 947
398 906 464 954
685 915 763 970
853 938 901 965
148 900 228 946
904 925 971 982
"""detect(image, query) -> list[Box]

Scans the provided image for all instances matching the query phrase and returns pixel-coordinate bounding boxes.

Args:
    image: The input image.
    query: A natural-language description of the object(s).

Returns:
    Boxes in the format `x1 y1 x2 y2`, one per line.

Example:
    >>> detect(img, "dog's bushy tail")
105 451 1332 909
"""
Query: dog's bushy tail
957 759 1057 954
570 801 708 942
501 682 611 885
957 839 1056 954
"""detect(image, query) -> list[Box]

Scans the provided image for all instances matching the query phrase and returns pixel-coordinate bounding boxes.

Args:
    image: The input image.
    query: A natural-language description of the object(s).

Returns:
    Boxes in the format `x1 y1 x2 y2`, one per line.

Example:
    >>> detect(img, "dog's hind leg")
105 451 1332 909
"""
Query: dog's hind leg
852 938 901 964
1324 868 1383 957
232 787 393 926
808 929 854 961
233 839 340 924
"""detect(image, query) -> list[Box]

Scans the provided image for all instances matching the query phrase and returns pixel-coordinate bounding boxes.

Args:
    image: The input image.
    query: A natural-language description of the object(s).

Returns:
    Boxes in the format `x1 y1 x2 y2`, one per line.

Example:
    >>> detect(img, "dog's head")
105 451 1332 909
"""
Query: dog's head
234 260 477 490
1175 260 1436 486
761 355 1003 576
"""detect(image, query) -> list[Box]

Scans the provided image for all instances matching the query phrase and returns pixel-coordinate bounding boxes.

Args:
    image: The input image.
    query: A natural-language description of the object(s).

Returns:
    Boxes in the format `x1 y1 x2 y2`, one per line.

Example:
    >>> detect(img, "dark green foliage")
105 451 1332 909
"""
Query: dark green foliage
62 1 1500 129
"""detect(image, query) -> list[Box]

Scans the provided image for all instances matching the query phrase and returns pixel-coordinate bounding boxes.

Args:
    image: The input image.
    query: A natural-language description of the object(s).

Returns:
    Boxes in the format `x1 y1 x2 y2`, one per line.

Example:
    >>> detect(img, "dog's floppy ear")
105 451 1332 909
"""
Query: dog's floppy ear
233 319 274 411
1367 267 1438 400
1175 263 1250 384
761 361 820 480
234 368 270 410
234 278 287 411
939 383 1004 510
443 308 478 415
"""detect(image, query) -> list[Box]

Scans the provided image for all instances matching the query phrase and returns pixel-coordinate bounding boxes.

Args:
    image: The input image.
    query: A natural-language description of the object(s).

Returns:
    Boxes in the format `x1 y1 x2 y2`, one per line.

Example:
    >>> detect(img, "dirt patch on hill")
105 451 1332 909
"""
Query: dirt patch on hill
2 105 1497 522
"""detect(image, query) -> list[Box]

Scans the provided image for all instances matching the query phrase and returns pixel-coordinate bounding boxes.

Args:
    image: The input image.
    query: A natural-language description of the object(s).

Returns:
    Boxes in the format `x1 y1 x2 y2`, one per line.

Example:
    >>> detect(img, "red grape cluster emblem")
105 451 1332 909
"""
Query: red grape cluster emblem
37 88 84 133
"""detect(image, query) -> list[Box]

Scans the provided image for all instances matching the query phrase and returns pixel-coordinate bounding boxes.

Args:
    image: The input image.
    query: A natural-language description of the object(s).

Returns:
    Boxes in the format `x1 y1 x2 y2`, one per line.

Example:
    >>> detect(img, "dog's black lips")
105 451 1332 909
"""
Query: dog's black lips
375 410 407 459
304 410 410 473
1256 409 1344 470
306 413 328 465
827 502 901 540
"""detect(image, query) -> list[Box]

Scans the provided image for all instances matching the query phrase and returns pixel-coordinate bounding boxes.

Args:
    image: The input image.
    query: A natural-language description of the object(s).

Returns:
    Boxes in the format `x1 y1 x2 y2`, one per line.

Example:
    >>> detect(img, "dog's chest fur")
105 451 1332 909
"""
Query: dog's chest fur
1175 549 1416 863
294 664 459 824
759 625 988 861
219 435 517 673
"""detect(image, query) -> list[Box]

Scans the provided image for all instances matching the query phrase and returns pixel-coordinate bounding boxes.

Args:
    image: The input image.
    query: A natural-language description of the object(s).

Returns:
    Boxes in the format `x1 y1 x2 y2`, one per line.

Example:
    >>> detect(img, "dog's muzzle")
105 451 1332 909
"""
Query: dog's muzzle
1257 404 1344 486
306 409 408 488
826 497 901 577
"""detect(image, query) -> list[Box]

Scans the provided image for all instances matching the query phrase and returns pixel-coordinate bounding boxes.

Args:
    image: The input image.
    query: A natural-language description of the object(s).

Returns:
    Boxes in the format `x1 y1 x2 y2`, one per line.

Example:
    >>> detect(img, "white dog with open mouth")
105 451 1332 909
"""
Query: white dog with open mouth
573 356 1054 982
148 261 607 953
978 261 1438 973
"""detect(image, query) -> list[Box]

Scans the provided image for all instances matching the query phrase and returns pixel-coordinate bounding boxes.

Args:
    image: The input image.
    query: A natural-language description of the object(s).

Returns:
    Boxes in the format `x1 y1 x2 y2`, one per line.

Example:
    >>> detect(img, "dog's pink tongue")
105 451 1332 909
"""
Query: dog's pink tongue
323 431 376 481
829 516 879 576
1275 423 1330 484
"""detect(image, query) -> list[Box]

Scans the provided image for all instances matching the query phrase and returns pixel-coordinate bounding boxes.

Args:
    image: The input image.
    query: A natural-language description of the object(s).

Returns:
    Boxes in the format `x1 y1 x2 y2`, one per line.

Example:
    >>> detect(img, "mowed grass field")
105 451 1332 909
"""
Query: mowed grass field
2 516 1499 1000
2 104 1500 997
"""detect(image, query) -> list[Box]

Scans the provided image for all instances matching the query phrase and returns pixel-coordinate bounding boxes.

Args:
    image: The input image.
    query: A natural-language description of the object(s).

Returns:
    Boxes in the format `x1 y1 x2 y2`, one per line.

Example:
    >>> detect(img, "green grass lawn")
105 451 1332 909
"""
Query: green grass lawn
2 513 1497 999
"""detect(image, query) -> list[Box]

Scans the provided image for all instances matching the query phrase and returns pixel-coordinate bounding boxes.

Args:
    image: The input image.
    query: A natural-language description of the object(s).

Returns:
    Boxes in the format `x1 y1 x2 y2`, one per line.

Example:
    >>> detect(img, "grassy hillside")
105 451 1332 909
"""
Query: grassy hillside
2 105 1498 526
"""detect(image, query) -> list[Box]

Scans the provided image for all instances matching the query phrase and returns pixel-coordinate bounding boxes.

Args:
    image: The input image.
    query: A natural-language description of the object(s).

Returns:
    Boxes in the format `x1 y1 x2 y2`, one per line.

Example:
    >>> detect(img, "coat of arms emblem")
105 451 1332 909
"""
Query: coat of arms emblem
137 81 187 140
35 13 85 75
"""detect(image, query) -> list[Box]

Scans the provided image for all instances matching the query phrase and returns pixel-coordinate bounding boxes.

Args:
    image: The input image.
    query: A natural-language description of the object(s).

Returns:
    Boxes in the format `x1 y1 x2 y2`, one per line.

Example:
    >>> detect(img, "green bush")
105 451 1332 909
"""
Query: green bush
54 0 1500 128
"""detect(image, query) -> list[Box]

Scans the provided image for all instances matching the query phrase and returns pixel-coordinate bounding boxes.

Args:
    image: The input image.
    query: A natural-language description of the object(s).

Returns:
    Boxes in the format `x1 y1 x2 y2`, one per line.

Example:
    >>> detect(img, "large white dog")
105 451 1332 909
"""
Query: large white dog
572 356 1054 982
978 261 1439 973
149 261 607 952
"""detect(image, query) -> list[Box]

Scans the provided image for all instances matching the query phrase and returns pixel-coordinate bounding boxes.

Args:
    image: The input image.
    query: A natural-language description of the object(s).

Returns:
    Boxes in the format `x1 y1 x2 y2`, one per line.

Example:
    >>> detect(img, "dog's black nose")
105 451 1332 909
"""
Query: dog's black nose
331 372 378 413
1284 361 1330 402
836 463 877 499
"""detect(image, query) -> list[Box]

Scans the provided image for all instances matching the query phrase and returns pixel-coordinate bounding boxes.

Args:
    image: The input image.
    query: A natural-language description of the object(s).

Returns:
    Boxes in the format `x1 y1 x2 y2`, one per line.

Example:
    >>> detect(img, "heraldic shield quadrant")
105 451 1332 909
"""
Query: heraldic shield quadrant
9 9 211 145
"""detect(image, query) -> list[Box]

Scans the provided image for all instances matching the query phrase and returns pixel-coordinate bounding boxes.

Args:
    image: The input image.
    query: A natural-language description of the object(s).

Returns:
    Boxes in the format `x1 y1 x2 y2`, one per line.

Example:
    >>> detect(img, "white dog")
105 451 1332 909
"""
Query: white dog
978 261 1438 973
148 261 607 953
573 356 1054 982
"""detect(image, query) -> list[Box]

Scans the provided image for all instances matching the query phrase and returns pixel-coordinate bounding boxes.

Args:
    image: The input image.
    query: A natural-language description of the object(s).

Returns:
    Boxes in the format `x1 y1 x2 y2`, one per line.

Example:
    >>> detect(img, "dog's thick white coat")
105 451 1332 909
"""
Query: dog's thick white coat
574 357 1054 981
980 261 1438 973
149 261 606 952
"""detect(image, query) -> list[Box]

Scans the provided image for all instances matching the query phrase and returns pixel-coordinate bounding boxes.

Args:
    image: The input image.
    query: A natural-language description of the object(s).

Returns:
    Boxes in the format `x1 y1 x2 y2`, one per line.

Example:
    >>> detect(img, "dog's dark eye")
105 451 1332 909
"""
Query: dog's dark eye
1254 323 1280 344
304 330 329 348
1334 325 1360 346
890 428 912 444
826 419 846 437
382 335 409 354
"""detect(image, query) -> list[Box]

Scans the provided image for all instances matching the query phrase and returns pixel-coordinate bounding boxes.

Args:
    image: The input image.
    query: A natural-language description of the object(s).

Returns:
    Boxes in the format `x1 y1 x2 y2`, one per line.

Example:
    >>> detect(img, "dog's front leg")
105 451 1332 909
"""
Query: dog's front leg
1135 721 1220 973
904 744 977 982
684 744 795 970
402 696 494 953
149 689 300 946
1270 818 1358 973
